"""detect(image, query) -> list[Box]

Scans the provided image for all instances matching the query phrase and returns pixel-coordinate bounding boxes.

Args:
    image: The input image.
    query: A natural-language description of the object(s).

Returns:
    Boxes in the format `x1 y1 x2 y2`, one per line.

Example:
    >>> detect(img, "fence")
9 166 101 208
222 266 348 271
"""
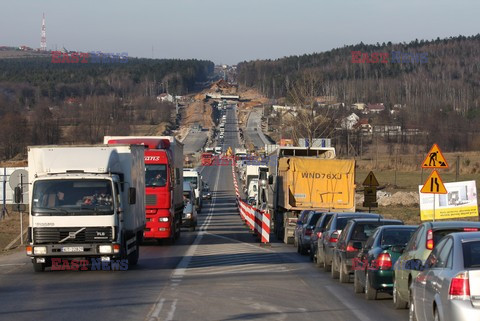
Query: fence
231 161 270 243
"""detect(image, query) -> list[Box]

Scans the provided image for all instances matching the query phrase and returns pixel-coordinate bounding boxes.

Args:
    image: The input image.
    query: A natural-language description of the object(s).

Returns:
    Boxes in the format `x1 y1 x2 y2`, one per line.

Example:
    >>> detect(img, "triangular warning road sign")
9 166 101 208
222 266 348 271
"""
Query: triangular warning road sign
421 144 449 169
420 170 447 194
362 171 379 187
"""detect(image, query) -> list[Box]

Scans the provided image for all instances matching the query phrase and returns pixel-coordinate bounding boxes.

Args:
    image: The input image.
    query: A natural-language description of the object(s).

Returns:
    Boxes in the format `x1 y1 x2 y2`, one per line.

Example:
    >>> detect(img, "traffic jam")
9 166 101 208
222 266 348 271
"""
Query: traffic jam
230 140 480 321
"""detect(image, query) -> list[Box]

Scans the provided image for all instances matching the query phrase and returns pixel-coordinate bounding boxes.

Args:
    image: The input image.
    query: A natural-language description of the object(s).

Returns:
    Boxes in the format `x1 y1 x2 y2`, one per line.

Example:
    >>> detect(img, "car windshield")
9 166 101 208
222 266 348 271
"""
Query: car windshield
32 179 114 215
308 213 322 226
184 176 198 188
351 223 384 241
381 228 416 246
336 217 352 230
146 164 167 187
463 241 480 268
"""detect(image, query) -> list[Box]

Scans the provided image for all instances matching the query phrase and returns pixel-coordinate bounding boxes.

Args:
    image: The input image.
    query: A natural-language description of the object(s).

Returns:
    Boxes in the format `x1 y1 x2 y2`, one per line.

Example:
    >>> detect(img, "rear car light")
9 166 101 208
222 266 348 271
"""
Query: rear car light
305 228 313 236
376 253 392 270
426 229 434 250
449 271 470 299
329 231 339 243
464 228 479 232
317 232 323 238
346 243 356 252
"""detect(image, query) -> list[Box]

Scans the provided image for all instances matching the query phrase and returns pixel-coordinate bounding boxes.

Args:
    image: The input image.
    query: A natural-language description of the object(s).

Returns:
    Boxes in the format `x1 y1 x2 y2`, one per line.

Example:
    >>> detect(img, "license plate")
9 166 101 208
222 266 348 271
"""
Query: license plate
61 246 84 252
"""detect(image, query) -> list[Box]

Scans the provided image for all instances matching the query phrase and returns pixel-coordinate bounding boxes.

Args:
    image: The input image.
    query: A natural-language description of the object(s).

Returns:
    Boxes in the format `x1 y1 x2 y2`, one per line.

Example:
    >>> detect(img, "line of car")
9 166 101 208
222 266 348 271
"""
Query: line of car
293 210 480 321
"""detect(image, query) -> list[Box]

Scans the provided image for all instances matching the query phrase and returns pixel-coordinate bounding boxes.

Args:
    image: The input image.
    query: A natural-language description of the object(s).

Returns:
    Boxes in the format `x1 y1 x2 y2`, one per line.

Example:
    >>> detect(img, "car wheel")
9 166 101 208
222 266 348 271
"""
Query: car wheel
434 307 440 321
365 272 377 300
315 248 323 267
323 251 332 272
300 243 308 255
354 270 364 293
393 278 408 309
331 256 339 279
409 285 417 321
339 260 350 283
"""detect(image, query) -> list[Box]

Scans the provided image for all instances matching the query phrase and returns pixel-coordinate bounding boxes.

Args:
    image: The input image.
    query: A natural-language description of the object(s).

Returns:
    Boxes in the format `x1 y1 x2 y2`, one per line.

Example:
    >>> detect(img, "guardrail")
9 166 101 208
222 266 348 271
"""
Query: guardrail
231 161 270 243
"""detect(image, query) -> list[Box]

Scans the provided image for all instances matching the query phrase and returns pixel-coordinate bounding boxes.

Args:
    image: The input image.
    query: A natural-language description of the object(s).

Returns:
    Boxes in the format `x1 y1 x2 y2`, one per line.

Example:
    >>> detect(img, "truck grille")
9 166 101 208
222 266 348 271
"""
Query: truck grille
33 227 113 244
146 194 157 206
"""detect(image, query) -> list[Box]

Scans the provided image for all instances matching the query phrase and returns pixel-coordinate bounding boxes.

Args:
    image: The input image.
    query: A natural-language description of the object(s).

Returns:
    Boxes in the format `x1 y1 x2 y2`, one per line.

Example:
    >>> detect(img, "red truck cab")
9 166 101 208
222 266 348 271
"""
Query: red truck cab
105 137 183 243
201 152 214 166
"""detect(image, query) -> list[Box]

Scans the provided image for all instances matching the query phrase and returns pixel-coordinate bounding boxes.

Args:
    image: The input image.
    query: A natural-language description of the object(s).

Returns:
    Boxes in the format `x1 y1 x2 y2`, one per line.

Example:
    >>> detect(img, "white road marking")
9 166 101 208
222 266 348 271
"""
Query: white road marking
165 299 177 321
145 164 221 321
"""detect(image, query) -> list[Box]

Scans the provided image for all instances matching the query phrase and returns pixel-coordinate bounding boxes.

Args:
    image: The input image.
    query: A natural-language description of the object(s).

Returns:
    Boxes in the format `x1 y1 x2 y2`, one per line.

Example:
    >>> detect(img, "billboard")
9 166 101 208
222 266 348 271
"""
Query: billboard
419 180 479 221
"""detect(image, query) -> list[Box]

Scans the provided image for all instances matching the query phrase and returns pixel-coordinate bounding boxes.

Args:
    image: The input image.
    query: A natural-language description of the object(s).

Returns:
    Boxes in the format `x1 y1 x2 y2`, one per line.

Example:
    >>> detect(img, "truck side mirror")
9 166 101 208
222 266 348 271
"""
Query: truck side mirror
14 186 22 203
128 187 136 204
268 175 273 185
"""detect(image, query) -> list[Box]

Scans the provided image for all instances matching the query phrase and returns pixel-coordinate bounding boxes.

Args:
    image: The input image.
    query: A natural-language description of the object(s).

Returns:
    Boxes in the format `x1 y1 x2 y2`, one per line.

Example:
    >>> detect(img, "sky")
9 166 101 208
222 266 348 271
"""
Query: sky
1 0 479 65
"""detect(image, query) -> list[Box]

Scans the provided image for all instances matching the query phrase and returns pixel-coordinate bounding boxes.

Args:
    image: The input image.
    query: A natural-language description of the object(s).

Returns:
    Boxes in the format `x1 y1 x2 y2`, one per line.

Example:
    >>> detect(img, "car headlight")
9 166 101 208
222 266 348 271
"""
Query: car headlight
159 217 169 222
98 245 112 254
33 246 47 255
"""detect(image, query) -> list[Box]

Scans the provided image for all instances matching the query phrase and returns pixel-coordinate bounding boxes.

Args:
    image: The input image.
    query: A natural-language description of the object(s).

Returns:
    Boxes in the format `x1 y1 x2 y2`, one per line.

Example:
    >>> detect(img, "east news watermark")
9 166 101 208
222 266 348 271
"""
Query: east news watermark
51 51 129 64
351 51 428 64
51 258 129 271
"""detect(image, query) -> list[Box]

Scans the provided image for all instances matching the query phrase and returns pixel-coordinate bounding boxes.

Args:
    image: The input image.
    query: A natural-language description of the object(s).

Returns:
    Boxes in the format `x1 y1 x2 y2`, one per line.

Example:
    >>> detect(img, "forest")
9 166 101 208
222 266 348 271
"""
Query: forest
0 56 214 160
237 35 480 152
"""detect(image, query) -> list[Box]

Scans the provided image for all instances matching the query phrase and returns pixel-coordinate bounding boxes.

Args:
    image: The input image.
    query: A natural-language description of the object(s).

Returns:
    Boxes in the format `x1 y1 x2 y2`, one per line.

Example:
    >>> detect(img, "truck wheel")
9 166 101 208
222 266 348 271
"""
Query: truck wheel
128 242 139 266
33 262 45 272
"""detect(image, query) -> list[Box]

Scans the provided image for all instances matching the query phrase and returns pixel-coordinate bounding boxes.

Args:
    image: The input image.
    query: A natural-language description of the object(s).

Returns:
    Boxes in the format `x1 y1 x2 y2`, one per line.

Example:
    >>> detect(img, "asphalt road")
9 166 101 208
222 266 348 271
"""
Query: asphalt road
244 108 268 149
182 128 208 154
0 105 408 321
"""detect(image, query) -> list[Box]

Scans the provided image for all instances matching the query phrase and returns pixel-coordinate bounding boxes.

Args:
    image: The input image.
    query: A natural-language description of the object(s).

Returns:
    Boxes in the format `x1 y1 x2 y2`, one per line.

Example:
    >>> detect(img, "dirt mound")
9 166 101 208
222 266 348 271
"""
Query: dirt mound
182 101 213 128
356 191 419 207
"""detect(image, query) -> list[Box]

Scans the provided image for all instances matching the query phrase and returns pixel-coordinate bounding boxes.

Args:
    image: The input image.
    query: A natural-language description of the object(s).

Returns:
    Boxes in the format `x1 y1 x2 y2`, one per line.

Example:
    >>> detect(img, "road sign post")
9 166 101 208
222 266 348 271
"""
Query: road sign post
362 171 379 212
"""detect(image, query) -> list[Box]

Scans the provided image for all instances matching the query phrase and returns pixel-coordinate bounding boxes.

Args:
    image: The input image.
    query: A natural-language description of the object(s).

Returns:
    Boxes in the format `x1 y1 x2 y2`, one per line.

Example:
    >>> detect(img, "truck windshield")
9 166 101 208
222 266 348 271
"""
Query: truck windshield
32 179 114 215
184 176 198 188
146 164 167 187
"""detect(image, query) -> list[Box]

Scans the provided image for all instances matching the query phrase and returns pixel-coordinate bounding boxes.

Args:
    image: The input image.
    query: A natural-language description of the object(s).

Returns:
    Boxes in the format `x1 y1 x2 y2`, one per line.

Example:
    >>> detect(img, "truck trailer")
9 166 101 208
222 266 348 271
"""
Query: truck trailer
104 136 184 244
267 146 355 244
25 145 145 272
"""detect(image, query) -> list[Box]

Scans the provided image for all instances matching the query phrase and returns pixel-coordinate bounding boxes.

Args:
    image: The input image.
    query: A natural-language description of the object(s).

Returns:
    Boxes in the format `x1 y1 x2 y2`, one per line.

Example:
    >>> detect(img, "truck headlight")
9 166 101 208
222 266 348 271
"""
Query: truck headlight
185 213 192 219
33 246 47 255
98 245 113 254
159 217 169 222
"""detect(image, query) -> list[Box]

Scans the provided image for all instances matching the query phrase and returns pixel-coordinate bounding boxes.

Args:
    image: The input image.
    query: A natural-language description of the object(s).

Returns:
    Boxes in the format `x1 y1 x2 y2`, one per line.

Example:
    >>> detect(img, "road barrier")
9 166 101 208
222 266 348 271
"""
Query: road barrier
231 162 270 243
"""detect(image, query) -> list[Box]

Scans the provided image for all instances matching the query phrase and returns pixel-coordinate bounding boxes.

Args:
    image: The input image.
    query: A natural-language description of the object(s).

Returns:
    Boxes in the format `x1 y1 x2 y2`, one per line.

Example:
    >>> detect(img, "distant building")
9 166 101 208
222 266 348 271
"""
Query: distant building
366 103 385 114
351 103 366 111
355 118 372 133
341 113 360 130
157 93 174 103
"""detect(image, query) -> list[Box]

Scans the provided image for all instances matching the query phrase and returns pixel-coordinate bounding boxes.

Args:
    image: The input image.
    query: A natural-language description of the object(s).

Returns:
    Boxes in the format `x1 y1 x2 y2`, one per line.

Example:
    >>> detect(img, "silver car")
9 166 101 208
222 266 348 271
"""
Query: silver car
409 232 480 321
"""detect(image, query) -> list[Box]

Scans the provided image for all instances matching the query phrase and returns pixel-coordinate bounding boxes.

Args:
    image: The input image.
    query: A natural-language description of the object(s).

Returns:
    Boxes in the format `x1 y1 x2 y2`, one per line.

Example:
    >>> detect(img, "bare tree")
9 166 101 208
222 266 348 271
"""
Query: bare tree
285 72 343 146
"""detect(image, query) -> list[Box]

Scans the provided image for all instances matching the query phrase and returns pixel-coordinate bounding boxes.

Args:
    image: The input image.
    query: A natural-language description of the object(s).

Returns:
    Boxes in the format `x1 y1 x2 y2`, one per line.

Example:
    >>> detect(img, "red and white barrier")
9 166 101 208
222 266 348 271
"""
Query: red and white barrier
232 161 270 243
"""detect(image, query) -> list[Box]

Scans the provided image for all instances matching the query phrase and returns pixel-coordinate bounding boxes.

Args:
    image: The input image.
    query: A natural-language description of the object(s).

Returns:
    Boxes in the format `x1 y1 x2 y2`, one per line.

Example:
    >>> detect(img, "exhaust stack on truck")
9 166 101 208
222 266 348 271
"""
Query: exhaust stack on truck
25 145 145 272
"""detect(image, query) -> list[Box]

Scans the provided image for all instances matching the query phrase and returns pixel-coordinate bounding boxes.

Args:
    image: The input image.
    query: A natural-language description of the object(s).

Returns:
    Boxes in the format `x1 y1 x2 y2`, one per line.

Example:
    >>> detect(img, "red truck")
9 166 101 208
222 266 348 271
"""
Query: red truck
201 152 214 166
104 136 184 244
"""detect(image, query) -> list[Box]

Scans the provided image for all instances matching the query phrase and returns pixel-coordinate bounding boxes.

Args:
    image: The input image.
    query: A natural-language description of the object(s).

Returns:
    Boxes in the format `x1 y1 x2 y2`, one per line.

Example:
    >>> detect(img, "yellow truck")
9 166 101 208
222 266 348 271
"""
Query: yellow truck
267 147 356 244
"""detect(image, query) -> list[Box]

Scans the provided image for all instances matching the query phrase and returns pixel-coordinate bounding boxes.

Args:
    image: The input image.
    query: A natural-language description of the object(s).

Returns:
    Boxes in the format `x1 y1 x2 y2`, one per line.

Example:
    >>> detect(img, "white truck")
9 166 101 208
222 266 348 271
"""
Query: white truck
183 169 203 212
25 145 145 272
243 165 267 196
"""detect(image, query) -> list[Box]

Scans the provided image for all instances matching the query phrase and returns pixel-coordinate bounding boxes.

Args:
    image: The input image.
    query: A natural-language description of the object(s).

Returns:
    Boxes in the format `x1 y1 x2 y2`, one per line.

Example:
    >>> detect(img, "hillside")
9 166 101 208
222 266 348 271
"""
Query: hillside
237 34 480 152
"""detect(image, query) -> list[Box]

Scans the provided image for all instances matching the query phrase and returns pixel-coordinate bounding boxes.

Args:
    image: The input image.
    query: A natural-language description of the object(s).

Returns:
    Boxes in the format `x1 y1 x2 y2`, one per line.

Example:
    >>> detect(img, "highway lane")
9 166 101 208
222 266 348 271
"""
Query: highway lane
244 108 268 149
182 128 208 154
0 105 408 321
